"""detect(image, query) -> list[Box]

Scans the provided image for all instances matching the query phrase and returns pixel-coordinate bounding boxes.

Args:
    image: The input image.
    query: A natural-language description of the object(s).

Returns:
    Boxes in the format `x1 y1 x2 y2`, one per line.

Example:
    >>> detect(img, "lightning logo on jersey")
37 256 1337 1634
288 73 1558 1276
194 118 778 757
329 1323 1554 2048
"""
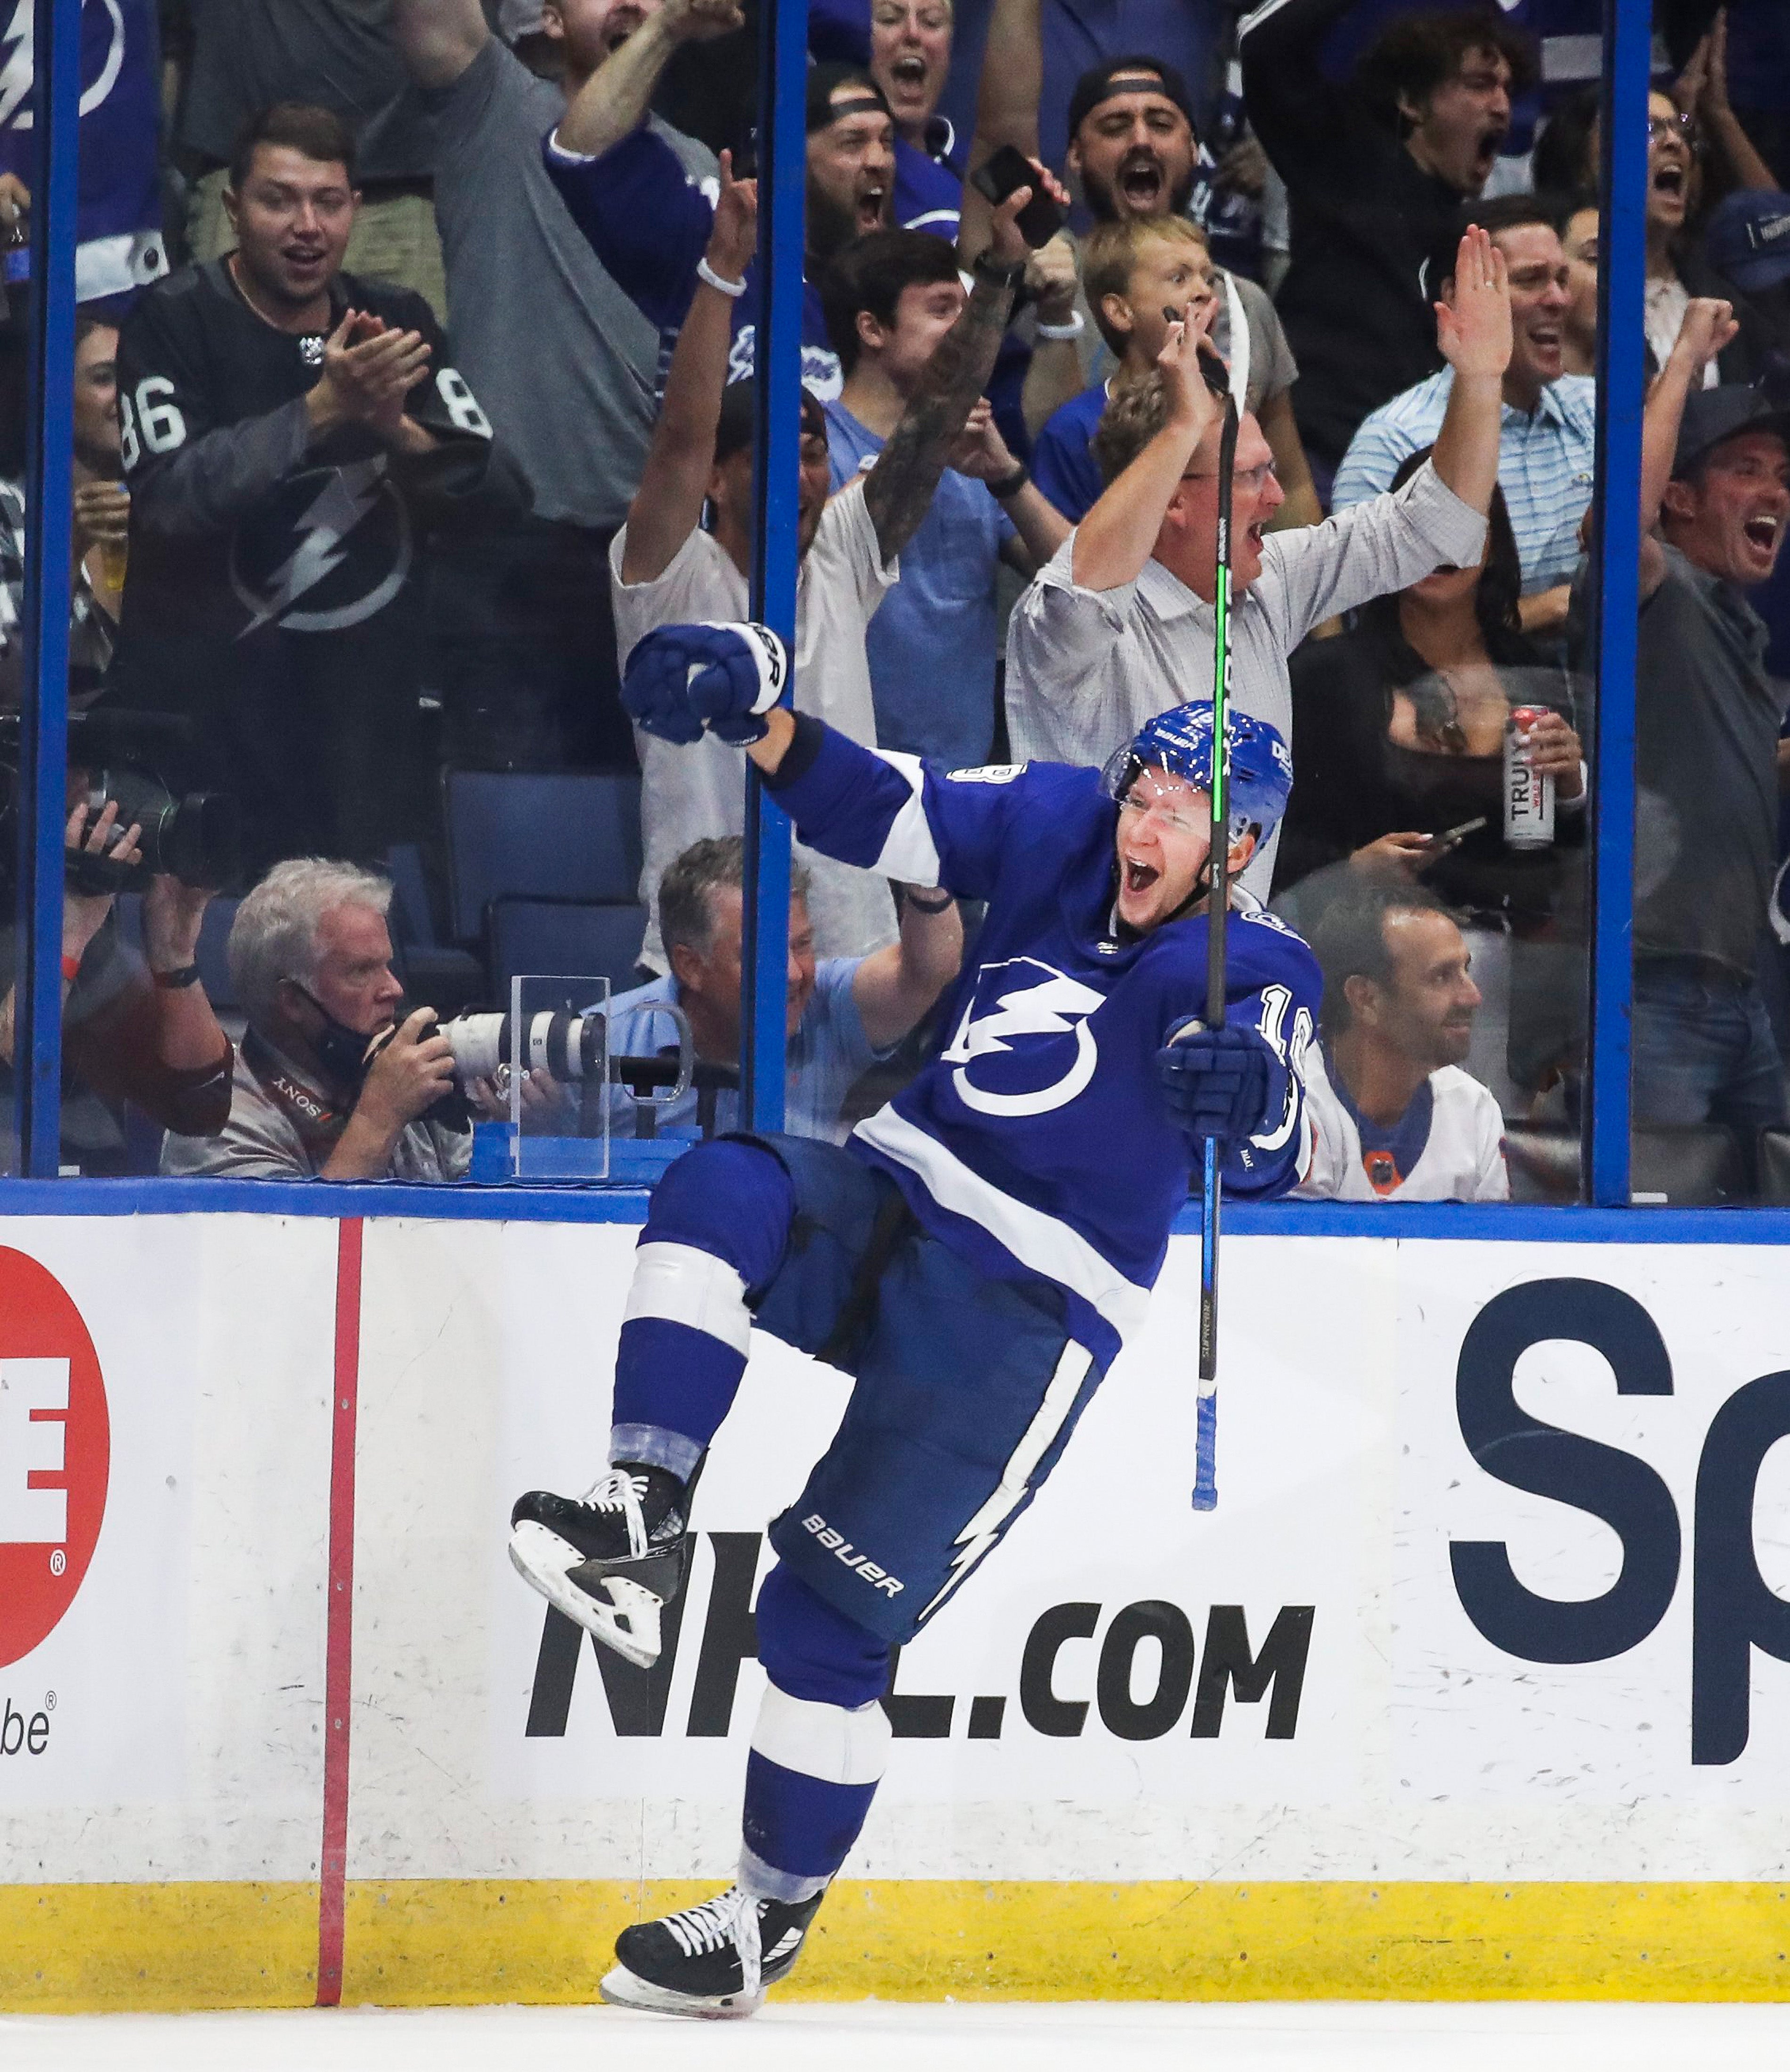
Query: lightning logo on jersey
228 460 412 637
939 959 1107 1117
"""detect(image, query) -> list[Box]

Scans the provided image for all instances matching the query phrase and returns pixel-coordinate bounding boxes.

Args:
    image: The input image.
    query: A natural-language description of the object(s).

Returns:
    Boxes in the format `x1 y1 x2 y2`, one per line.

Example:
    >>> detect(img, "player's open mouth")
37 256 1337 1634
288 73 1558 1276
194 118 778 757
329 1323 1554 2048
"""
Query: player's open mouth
1122 859 1160 895
1119 154 1164 206
1744 515 1781 552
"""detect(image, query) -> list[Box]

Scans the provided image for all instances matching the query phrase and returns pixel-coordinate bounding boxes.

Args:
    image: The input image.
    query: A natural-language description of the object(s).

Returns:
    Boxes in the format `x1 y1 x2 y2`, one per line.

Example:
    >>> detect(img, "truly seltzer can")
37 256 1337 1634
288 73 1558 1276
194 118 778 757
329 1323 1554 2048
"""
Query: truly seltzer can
1504 705 1554 850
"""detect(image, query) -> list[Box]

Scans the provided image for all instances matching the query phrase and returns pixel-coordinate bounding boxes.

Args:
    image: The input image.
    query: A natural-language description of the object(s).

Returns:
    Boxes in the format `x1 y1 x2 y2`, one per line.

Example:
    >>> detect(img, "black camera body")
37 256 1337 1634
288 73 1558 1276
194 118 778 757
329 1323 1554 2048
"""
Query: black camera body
0 710 242 894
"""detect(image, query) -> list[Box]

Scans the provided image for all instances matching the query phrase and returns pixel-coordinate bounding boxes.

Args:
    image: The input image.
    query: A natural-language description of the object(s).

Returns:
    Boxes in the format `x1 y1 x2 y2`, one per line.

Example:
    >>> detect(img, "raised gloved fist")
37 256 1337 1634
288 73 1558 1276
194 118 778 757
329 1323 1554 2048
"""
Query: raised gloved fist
621 621 788 745
1155 1021 1288 1146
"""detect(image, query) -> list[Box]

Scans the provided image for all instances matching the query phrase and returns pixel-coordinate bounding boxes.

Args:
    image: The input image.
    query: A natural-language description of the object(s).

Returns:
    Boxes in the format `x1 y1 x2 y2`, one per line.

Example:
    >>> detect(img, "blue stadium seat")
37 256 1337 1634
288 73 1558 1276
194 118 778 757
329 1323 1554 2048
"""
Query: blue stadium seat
488 897 648 996
444 771 644 943
384 842 484 1013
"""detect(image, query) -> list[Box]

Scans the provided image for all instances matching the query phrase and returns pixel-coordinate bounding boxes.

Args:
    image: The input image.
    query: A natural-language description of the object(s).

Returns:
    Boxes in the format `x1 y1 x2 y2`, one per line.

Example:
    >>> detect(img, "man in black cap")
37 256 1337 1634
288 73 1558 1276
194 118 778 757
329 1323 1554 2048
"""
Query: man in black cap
1625 301 1790 1173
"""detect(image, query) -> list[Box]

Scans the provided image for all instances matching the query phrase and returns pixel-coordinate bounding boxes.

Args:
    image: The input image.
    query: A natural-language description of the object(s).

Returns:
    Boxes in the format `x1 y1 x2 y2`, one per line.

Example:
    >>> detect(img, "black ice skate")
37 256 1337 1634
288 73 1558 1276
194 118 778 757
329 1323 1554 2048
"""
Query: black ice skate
599 1885 825 2018
507 1464 692 1669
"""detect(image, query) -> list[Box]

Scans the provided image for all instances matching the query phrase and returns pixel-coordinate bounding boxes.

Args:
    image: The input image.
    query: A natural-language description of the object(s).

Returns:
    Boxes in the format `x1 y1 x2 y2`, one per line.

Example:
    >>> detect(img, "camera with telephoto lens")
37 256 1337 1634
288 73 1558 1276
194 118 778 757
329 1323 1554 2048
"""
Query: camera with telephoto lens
0 711 241 894
437 1007 608 1086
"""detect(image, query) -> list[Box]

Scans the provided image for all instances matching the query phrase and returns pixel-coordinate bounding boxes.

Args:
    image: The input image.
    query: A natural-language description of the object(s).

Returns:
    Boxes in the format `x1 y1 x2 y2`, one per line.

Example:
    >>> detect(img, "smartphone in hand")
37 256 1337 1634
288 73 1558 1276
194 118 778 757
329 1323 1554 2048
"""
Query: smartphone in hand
970 145 1063 248
1427 814 1488 852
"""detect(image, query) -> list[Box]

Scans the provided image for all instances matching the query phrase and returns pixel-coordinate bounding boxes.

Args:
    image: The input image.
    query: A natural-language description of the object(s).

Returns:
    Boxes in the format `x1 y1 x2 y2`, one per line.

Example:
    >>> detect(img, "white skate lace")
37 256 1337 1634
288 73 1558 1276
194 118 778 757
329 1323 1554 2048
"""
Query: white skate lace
578 1468 649 1558
663 1886 764 1999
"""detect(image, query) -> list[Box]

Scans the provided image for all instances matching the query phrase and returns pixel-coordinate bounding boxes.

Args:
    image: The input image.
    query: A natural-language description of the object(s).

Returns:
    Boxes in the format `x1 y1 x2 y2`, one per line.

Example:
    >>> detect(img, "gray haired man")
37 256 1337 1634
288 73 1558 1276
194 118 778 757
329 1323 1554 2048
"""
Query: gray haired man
162 858 467 1182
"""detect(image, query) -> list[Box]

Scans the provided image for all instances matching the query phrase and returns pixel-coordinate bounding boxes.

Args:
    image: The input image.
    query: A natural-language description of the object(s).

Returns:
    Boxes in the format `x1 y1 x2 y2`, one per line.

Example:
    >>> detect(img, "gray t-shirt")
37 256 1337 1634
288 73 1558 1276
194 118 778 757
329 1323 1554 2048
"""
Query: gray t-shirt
178 0 437 182
160 1039 471 1182
424 40 715 529
1634 544 1789 977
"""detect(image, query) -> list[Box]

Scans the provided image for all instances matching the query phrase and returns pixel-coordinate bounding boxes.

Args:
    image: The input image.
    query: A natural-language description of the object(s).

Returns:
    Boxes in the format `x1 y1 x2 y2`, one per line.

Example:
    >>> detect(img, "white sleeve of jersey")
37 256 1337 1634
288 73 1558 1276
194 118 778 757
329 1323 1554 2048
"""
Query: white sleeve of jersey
1476 1089 1512 1202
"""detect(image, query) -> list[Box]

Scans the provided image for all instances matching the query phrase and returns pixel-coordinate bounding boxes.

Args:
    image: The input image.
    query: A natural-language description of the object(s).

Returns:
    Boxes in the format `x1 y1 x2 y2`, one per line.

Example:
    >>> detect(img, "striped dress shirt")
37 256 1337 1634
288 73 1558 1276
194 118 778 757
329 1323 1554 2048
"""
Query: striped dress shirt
1331 367 1597 594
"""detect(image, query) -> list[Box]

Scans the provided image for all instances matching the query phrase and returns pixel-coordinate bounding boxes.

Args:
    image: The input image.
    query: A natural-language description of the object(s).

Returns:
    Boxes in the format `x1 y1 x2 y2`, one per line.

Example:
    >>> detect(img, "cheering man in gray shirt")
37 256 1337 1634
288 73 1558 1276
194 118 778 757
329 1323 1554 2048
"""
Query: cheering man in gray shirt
389 0 720 770
1005 224 1510 901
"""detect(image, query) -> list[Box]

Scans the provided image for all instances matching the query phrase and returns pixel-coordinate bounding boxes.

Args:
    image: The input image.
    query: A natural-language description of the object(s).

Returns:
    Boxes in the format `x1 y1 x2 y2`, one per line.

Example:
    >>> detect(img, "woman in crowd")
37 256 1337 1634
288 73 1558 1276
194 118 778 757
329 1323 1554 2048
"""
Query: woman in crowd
1533 48 1783 385
1273 450 1587 1116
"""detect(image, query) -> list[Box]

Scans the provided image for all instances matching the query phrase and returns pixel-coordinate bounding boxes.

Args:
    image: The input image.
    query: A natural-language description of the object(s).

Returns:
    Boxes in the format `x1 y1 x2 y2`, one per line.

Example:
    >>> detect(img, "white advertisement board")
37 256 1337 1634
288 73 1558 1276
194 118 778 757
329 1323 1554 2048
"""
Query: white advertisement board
0 1215 337 1886
347 1222 1790 1889
5 1211 1789 1897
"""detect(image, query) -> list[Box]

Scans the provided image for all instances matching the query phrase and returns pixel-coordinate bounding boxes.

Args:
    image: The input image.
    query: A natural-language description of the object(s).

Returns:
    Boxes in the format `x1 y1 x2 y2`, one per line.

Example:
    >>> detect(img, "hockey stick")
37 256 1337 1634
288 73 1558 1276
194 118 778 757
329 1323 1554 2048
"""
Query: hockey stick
1193 372 1239 1514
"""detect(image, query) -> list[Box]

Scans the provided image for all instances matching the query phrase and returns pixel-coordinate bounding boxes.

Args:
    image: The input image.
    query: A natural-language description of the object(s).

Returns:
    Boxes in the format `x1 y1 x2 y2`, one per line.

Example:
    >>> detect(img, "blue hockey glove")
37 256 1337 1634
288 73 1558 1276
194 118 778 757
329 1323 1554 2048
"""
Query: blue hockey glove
1155 1022 1288 1146
621 621 788 745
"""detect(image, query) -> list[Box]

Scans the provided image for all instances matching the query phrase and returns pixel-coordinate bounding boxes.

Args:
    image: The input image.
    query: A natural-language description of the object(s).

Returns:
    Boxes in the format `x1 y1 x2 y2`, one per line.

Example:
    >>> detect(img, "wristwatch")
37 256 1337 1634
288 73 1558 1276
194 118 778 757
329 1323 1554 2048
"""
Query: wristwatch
971 250 1027 291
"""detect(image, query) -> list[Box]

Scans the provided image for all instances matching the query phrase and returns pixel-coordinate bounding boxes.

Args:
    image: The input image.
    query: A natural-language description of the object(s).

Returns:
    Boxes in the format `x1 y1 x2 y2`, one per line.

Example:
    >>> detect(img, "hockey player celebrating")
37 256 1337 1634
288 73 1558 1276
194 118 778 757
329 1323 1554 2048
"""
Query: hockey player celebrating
510 626 1319 2016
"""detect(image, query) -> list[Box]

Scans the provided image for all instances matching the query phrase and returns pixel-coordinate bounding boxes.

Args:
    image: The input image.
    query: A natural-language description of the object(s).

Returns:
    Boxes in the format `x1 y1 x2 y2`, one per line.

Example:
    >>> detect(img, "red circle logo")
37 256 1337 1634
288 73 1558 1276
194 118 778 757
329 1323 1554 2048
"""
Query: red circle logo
0 1249 110 1667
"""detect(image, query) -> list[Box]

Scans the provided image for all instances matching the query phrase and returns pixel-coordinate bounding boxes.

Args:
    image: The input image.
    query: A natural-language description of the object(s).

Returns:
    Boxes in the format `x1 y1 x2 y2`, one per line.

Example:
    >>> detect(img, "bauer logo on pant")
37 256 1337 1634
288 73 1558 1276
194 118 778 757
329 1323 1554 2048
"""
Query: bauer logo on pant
800 1513 904 1595
0 1250 110 1669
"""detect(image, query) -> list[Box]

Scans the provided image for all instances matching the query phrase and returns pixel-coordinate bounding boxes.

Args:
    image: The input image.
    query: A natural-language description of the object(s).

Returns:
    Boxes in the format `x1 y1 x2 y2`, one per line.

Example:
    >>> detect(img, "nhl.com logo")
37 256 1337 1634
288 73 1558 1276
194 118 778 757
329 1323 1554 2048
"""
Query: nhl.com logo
0 1248 109 1673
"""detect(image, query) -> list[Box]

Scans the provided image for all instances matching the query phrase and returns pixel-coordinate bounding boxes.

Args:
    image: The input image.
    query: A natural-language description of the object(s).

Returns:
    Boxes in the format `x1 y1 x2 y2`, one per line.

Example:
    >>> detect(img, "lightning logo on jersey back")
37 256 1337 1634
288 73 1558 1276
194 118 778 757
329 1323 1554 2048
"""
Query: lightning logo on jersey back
0 0 127 130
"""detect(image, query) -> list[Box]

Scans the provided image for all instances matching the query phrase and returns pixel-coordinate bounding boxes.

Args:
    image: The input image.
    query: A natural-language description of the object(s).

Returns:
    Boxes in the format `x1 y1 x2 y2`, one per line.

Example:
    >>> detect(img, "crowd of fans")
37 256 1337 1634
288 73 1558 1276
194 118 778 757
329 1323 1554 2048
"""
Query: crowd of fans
12 0 1790 1202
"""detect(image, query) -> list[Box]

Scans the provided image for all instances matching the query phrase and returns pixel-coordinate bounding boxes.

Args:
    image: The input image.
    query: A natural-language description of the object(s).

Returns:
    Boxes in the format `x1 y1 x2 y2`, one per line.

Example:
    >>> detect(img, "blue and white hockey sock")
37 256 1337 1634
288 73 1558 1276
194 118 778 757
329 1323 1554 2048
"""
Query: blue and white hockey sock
738 1684 892 1902
610 1247 751 1481
609 1140 795 1481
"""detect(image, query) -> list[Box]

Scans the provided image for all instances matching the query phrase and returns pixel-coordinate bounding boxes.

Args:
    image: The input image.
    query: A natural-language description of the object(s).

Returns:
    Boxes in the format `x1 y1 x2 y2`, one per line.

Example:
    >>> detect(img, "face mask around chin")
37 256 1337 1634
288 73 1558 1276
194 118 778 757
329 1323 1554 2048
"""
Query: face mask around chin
292 986 385 1090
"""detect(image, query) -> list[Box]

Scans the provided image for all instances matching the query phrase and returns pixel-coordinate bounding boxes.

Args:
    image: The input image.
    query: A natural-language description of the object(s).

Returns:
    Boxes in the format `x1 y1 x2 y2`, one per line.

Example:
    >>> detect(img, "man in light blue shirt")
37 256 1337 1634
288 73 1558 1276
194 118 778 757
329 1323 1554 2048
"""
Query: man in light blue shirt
606 835 963 1142
1332 196 1594 639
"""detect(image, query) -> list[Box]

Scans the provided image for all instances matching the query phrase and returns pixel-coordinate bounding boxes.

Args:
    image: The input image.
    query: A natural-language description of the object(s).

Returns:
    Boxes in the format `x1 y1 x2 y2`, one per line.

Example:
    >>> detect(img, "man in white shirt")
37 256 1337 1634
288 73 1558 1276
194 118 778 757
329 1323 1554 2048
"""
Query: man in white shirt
1004 224 1511 901
1296 887 1508 1203
612 150 1053 969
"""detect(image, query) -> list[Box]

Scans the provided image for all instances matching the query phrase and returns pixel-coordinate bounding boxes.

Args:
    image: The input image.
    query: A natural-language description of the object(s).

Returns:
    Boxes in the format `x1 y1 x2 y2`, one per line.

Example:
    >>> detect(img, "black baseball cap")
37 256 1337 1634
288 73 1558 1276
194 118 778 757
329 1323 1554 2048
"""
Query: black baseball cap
1672 385 1790 479
1704 190 1790 296
1065 56 1196 144
715 378 828 462
806 64 892 135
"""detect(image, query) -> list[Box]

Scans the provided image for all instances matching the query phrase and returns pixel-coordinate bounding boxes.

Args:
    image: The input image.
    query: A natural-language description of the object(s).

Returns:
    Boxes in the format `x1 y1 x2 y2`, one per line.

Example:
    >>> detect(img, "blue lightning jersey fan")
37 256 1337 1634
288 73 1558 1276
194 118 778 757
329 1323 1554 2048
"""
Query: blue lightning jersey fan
0 0 167 305
543 128 842 398
770 723 1322 1368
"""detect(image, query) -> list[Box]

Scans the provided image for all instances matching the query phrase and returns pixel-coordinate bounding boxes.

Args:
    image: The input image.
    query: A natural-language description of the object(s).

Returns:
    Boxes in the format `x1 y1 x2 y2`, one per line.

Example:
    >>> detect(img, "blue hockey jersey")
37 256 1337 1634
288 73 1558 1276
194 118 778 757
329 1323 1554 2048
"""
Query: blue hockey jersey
542 127 843 398
767 722 1322 1367
0 0 167 305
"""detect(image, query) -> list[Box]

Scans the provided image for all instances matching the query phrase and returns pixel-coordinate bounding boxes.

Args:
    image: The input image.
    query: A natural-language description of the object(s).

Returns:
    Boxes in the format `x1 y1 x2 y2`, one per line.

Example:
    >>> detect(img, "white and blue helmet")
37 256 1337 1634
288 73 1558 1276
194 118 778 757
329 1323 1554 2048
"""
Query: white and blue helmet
1102 703 1294 843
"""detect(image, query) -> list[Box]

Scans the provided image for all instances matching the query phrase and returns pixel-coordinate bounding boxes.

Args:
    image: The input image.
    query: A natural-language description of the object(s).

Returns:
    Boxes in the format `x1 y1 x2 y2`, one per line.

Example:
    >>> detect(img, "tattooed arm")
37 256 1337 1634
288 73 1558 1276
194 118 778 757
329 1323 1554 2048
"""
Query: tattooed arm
860 162 1067 568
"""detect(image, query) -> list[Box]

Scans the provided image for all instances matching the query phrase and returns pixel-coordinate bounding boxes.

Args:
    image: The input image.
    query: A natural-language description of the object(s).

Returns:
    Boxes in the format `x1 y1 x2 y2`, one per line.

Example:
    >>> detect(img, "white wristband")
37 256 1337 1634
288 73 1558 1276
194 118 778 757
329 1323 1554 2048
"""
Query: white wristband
697 257 748 299
1036 311 1084 340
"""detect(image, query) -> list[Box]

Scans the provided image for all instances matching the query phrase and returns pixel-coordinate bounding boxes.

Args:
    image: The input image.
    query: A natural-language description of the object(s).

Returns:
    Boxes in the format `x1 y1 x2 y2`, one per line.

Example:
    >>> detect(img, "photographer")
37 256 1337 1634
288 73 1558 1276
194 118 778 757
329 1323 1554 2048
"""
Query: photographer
162 858 469 1182
0 794 234 1175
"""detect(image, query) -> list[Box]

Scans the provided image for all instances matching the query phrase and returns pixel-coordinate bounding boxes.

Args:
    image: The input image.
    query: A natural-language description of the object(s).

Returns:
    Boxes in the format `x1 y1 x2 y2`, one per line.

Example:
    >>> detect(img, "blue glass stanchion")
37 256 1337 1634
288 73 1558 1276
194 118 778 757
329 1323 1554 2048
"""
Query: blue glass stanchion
14 0 81 1177
1584 0 1649 1206
739 0 810 1133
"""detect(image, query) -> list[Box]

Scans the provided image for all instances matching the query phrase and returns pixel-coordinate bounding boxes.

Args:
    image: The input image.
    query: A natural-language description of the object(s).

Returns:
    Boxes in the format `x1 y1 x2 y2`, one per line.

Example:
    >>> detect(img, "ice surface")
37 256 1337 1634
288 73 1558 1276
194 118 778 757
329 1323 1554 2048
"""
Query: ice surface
6 2000 1790 2072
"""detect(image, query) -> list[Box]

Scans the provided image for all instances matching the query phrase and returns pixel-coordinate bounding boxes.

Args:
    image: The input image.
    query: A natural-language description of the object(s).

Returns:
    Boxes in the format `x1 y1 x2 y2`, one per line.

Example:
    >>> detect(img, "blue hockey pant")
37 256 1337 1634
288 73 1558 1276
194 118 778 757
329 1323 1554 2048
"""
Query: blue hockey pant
607 1132 1107 1900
